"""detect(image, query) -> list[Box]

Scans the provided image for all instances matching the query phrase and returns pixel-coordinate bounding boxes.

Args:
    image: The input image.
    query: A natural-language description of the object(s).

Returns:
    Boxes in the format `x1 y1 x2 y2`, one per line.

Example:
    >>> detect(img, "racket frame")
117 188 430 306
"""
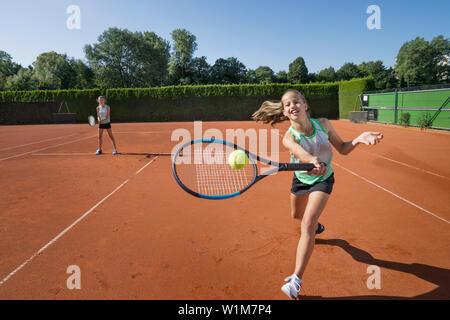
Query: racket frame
172 138 315 200
88 115 96 127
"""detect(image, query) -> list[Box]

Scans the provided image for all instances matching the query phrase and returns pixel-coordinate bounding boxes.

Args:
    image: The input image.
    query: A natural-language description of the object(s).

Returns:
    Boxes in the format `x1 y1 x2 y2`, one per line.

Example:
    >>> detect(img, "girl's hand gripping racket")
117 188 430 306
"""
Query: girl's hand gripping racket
172 138 316 200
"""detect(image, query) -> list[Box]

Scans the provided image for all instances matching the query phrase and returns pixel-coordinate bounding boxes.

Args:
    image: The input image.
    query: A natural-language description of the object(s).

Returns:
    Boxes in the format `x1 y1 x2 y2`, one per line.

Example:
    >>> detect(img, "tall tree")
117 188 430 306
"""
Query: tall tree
169 29 198 85
307 73 318 83
4 68 38 91
395 35 449 87
188 56 211 84
246 69 257 84
210 57 247 84
358 60 392 89
0 51 22 77
287 56 308 84
336 62 361 81
0 73 6 90
275 70 288 83
70 58 95 89
32 52 76 89
84 27 170 88
430 35 450 83
254 66 275 84
317 67 336 82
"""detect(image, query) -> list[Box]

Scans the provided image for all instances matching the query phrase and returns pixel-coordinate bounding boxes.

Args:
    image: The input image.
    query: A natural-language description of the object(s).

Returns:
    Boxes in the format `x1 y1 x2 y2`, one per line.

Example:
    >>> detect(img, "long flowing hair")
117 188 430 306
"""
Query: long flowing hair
252 89 308 126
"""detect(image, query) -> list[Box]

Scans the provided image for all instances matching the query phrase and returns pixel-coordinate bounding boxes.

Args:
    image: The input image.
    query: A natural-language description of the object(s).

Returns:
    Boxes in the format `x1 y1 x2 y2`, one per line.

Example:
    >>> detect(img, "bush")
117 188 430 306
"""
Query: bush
399 112 411 127
417 112 433 130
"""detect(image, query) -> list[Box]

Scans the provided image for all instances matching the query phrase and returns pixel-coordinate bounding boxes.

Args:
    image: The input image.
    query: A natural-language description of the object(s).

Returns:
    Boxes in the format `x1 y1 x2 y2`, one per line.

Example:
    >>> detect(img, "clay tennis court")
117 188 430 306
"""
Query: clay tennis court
0 120 449 299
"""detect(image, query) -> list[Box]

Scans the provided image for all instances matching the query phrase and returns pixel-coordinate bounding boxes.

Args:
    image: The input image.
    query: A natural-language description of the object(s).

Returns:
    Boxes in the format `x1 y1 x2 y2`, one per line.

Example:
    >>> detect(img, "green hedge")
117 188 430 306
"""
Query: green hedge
338 78 375 119
0 89 101 124
0 83 343 124
106 83 340 122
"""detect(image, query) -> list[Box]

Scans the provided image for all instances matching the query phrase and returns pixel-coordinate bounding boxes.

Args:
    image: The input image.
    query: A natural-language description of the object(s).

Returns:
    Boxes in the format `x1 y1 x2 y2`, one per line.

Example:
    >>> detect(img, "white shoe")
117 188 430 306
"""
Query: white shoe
281 274 302 300
113 149 117 155
95 149 102 155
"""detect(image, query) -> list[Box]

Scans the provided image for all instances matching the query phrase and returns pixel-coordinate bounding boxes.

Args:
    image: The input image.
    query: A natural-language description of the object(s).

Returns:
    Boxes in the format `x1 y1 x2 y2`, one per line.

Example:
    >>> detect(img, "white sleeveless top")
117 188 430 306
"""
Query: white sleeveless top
289 118 333 185
98 105 110 123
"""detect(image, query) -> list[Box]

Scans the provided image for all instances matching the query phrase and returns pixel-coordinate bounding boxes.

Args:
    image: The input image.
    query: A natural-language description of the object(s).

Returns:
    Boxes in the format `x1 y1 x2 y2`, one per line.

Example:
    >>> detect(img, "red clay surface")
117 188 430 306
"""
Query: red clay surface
0 120 449 300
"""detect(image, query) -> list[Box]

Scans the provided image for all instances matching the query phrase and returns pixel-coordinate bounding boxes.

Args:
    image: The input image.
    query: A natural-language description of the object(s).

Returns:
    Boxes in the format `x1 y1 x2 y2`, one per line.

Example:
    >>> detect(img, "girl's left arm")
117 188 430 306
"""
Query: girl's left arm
318 118 383 155
107 106 111 121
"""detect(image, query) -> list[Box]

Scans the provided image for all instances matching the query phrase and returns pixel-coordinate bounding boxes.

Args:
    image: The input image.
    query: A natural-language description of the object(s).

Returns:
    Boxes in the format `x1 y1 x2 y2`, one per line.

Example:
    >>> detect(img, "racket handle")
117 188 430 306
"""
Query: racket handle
280 163 316 171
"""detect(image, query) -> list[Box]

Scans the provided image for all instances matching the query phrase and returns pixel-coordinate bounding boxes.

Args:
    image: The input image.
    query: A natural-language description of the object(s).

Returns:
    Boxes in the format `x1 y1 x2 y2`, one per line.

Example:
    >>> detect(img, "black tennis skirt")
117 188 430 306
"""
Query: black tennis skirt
99 123 111 129
291 172 335 195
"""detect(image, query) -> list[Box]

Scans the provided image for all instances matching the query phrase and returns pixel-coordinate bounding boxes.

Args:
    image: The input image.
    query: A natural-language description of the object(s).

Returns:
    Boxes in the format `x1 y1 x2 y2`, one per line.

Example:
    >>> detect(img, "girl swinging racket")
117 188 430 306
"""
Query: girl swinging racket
253 89 383 299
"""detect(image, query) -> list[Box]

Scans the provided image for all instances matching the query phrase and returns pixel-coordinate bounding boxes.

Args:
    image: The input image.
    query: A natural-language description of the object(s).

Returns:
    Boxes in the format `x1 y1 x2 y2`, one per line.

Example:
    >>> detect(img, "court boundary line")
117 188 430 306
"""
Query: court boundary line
0 156 158 286
357 149 450 180
0 134 77 152
334 162 449 224
0 135 97 161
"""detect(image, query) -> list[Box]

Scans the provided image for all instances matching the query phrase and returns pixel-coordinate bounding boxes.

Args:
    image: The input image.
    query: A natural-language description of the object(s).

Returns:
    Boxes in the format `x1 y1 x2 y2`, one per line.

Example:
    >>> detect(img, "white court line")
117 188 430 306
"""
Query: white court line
0 135 96 161
136 156 158 174
334 162 449 224
358 149 450 180
32 153 93 156
0 156 158 286
0 134 76 151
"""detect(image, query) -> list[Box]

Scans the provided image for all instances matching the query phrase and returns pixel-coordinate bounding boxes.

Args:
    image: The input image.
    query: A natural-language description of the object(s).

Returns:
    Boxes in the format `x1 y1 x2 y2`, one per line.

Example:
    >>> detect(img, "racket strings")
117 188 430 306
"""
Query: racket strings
175 145 255 196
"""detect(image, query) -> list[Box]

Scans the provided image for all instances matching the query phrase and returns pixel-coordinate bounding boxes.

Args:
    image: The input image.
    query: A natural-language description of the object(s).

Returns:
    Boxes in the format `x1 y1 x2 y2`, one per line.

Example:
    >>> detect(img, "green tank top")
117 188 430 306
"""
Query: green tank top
289 119 334 185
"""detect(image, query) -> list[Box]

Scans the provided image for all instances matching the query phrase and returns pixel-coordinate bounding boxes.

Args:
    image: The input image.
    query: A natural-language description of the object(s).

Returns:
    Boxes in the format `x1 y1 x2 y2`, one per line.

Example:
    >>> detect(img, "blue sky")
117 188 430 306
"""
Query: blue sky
0 0 448 73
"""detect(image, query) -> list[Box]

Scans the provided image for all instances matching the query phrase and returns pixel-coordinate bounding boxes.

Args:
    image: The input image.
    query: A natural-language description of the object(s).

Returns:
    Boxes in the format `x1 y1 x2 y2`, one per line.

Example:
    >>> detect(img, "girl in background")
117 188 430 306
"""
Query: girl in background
253 89 383 299
96 96 118 155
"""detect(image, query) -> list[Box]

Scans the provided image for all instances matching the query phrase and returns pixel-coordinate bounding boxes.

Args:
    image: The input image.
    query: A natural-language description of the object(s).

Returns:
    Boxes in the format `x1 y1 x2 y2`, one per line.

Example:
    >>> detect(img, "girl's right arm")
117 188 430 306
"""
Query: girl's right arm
96 107 102 124
282 130 327 176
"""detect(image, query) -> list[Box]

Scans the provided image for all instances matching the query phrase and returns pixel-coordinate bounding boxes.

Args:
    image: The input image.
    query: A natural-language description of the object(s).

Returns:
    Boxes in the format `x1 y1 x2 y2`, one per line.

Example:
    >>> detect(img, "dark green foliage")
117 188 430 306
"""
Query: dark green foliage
84 27 170 88
210 58 247 84
395 35 449 87
317 67 336 83
288 57 308 84
336 63 361 81
169 29 199 85
275 71 288 83
399 112 411 127
254 66 275 84
358 60 397 90
32 52 76 90
0 51 22 77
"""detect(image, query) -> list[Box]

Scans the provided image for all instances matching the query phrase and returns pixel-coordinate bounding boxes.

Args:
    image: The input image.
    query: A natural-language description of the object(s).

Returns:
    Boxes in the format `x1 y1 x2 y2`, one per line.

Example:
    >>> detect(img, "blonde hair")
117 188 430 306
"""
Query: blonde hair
96 96 106 106
252 89 308 126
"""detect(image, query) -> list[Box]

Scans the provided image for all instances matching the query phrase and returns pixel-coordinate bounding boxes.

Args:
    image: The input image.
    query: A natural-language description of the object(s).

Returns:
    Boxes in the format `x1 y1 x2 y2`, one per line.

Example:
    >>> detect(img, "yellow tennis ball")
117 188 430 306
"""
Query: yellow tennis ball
228 150 248 170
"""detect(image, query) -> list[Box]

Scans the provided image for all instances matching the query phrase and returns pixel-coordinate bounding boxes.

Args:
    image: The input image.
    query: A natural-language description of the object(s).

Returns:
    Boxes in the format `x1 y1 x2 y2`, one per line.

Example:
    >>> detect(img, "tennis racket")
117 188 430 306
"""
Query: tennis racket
172 138 316 200
88 115 96 127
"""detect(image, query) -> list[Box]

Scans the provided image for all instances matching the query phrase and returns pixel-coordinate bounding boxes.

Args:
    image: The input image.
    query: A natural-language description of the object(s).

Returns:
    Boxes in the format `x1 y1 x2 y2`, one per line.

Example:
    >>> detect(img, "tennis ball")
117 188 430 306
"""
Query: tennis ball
228 150 248 170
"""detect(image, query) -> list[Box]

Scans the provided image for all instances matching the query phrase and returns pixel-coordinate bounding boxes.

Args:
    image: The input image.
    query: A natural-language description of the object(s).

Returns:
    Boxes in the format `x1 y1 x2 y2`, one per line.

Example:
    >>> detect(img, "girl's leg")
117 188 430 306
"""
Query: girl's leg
290 193 308 220
294 191 330 278
98 128 104 150
107 128 118 150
